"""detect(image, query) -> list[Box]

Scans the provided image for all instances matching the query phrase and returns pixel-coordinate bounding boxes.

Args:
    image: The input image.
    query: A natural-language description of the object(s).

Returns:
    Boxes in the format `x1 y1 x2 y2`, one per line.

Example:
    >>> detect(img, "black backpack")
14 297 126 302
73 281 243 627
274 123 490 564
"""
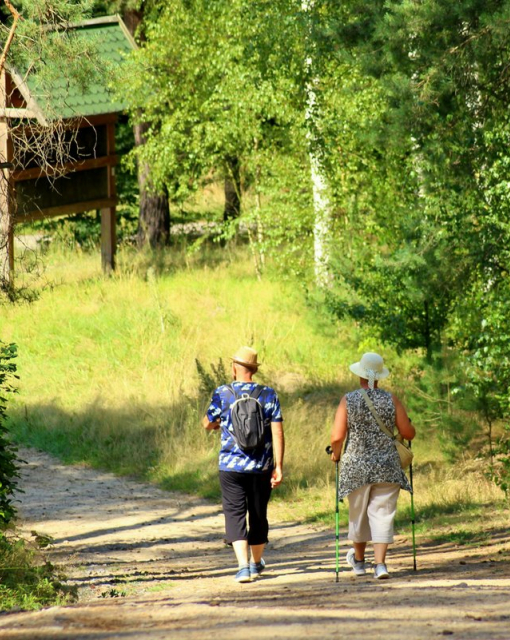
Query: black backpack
227 384 266 453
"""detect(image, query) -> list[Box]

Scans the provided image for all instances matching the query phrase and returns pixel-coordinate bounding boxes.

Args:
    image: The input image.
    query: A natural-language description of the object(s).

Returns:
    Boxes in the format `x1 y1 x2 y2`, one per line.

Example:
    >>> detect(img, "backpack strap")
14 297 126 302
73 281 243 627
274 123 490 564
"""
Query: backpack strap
226 384 239 399
250 384 265 401
227 383 264 401
226 384 266 427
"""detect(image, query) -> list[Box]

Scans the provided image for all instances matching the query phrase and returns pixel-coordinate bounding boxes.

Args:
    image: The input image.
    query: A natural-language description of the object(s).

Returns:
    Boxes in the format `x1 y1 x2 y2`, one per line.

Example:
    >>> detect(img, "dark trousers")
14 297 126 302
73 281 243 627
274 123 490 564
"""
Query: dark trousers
219 471 272 545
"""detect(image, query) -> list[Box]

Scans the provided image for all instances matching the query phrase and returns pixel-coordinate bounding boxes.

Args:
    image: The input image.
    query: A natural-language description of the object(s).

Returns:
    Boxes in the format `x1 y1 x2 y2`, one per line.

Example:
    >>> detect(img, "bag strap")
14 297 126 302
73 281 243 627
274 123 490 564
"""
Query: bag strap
250 384 264 401
227 383 264 401
227 384 239 399
360 389 395 440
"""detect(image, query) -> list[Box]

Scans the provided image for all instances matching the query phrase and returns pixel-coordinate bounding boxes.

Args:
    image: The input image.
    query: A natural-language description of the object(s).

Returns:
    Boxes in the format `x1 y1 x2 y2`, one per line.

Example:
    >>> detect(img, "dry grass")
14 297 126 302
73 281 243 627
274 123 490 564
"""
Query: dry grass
1 245 506 529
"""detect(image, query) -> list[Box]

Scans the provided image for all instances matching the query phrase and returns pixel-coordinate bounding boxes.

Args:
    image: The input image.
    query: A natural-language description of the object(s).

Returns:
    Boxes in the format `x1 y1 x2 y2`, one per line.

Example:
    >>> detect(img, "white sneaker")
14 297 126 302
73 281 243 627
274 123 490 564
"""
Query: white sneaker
374 563 390 579
346 548 366 576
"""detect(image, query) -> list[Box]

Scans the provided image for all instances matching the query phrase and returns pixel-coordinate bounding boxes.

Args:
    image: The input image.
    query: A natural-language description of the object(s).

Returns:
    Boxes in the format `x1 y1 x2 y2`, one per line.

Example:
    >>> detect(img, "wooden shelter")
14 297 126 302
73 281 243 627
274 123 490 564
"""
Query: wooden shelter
0 15 136 282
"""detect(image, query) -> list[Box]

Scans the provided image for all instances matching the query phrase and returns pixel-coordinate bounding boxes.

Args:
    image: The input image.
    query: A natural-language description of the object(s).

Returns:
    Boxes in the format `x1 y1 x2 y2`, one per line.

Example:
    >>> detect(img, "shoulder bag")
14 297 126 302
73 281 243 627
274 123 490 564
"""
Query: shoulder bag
360 389 413 469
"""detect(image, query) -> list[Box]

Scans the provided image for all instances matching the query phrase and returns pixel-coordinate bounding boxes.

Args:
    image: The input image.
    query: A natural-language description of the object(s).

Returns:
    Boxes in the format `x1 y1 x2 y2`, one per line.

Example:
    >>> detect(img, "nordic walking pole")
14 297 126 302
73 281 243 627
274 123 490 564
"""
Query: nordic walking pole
408 440 417 571
326 446 340 583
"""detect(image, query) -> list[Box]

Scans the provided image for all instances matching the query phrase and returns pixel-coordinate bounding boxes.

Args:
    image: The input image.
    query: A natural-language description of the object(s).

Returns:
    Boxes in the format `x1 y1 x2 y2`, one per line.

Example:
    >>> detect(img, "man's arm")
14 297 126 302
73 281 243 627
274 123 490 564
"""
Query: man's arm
270 422 285 488
202 415 220 430
203 390 221 431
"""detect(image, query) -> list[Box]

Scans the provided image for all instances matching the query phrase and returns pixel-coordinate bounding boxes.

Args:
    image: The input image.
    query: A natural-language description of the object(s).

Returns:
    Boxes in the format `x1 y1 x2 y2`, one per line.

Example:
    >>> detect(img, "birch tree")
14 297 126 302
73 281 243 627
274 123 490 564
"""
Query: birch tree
301 0 332 287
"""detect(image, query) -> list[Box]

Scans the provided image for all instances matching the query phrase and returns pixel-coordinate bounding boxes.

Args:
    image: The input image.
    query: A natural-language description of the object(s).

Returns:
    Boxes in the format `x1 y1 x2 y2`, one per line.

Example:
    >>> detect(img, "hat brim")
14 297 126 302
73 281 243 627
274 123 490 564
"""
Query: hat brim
230 357 261 368
349 362 390 380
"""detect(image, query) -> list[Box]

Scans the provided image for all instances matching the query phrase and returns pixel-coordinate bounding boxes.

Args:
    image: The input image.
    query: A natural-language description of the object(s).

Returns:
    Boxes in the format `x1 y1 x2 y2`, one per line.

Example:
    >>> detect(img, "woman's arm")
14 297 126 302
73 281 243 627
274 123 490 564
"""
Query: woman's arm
330 396 348 462
392 394 416 440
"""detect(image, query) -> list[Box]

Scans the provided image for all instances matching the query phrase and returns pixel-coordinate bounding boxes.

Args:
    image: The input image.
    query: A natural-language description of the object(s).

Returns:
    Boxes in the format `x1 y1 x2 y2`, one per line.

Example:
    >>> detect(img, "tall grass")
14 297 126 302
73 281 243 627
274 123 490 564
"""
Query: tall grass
1 243 505 530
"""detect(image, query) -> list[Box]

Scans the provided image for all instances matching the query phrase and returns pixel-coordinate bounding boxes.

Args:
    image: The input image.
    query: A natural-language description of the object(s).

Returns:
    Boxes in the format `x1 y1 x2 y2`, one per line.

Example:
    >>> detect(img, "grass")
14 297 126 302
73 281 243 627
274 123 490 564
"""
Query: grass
1 242 508 558
3 243 360 496
0 534 75 611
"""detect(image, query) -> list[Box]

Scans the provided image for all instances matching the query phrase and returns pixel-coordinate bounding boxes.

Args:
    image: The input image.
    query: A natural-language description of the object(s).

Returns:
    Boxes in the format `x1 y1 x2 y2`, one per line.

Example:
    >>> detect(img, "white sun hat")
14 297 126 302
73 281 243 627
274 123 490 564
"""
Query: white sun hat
349 352 390 389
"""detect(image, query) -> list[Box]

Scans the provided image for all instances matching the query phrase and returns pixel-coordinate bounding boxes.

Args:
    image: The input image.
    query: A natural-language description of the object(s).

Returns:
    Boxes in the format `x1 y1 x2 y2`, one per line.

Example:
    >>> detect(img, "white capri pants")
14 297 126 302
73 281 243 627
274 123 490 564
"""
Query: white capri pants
347 482 400 544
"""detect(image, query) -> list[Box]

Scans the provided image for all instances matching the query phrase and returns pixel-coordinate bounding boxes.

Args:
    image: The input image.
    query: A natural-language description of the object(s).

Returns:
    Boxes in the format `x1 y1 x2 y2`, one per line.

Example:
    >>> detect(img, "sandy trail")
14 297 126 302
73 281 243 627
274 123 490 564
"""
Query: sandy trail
0 448 509 639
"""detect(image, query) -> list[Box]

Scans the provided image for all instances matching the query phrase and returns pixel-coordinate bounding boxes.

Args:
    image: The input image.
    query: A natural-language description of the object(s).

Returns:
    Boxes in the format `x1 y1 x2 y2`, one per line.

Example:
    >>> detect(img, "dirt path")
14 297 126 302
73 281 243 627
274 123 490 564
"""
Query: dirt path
0 448 509 640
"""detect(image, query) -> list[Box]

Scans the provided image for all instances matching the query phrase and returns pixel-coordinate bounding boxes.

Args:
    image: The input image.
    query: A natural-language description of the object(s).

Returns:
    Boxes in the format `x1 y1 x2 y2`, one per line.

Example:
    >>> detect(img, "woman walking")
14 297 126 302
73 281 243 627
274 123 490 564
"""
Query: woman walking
330 352 415 579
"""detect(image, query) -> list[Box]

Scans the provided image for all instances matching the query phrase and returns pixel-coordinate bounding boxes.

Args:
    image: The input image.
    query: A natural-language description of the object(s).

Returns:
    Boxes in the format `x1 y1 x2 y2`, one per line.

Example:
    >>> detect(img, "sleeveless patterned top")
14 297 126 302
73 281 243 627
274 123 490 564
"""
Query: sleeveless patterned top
338 388 412 499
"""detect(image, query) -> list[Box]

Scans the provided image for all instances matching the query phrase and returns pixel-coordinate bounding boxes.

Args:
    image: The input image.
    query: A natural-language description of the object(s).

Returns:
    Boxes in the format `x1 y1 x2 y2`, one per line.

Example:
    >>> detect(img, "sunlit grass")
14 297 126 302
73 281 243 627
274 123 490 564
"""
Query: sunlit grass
0 535 75 610
3 244 357 494
1 243 507 537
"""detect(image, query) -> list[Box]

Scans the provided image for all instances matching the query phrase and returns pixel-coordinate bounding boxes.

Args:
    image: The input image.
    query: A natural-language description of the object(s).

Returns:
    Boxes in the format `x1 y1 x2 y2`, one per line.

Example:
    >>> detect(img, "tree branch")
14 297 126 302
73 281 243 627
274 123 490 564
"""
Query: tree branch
0 0 21 76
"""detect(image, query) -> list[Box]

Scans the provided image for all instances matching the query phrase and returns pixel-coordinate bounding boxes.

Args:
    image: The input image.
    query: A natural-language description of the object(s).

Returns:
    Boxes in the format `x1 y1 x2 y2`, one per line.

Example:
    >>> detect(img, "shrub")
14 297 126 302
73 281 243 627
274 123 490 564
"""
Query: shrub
0 535 75 610
0 342 20 528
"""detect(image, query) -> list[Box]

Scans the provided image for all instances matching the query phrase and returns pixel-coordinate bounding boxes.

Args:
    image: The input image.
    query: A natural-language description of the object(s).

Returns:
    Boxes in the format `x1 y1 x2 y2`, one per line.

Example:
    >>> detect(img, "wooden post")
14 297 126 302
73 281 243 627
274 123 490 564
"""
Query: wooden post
0 69 13 287
101 119 117 273
100 206 116 273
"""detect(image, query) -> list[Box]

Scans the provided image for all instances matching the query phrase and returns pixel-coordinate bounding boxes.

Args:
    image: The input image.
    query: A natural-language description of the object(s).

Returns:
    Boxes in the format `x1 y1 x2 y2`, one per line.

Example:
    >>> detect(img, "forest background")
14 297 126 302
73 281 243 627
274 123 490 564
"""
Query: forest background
1 0 510 609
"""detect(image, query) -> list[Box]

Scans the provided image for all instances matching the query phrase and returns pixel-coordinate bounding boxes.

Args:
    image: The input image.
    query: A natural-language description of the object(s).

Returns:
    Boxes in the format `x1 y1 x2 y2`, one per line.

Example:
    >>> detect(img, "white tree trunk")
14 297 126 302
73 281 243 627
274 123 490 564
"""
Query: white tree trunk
308 124 331 287
302 0 332 288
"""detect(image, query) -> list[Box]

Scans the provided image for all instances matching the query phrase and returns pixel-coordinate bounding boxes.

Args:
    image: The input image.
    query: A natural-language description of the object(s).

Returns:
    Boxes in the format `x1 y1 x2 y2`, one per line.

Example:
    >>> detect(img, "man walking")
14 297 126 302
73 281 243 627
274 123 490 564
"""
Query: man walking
202 346 285 583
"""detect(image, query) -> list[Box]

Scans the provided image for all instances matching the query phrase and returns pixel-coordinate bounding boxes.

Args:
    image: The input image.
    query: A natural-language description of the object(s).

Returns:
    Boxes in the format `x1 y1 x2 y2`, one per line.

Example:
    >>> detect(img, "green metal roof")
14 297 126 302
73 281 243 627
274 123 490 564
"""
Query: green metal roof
21 16 136 120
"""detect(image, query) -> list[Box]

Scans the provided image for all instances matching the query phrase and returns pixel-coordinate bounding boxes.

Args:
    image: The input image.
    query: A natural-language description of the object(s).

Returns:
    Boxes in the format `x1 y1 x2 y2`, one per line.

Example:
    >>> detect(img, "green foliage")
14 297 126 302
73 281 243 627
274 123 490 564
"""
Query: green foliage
244 149 315 278
426 528 491 547
310 0 510 479
100 587 127 598
27 207 138 250
327 225 461 360
20 0 94 21
0 534 75 610
114 0 316 265
487 427 510 497
2 246 353 503
195 358 228 397
1 248 506 527
10 0 510 488
115 118 139 222
337 0 510 297
28 212 101 250
7 1 101 118
0 343 19 529
118 0 304 202
449 278 510 488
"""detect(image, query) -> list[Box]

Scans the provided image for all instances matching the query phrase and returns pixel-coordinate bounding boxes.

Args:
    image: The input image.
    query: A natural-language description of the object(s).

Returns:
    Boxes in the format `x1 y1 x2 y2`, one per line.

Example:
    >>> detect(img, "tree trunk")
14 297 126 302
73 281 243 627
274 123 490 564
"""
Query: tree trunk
223 156 241 222
121 7 144 39
124 7 170 249
302 0 332 288
137 185 170 249
134 121 170 249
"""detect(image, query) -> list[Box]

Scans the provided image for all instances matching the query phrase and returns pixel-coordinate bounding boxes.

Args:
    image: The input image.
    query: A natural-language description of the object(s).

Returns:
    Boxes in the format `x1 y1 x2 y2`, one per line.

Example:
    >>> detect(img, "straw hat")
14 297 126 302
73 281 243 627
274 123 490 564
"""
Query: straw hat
231 346 260 369
349 352 389 387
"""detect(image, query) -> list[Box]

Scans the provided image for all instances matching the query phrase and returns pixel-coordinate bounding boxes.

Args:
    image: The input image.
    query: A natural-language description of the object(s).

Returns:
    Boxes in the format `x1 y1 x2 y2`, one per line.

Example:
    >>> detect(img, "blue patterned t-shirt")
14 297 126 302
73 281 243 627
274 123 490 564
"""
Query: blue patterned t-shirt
207 381 283 473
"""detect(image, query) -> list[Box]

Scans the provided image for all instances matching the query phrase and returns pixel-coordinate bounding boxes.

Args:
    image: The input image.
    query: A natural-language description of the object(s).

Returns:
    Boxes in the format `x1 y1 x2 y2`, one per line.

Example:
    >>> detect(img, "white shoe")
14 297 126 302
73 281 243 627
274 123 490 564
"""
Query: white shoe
374 563 390 579
346 548 366 576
